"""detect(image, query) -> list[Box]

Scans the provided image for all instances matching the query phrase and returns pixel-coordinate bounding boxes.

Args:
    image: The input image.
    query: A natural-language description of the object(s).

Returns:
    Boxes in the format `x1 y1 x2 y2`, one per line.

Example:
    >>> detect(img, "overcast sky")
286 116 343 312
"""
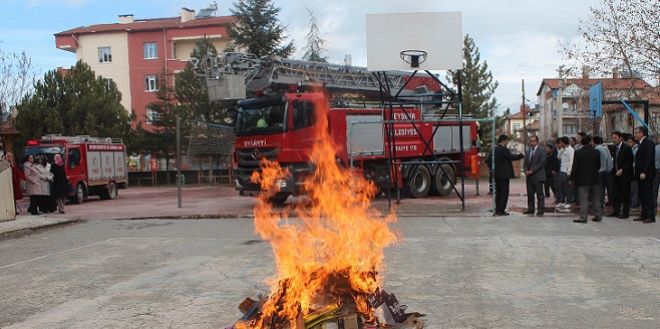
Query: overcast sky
0 0 603 113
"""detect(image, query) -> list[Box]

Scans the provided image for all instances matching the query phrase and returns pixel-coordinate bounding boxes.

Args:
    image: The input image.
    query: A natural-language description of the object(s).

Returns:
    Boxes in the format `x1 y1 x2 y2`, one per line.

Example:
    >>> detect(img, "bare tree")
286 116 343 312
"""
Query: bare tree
0 48 34 123
302 7 328 63
561 0 659 84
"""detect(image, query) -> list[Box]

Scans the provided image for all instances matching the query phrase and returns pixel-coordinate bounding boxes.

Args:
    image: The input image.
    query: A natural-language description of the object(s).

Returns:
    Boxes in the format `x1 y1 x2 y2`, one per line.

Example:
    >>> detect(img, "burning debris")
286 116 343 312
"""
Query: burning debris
227 97 424 329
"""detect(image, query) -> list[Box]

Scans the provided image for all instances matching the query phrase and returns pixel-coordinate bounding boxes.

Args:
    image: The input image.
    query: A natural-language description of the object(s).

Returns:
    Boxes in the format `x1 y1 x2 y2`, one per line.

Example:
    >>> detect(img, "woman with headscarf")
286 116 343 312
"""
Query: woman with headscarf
50 154 68 214
35 156 54 213
23 155 41 215
5 153 23 206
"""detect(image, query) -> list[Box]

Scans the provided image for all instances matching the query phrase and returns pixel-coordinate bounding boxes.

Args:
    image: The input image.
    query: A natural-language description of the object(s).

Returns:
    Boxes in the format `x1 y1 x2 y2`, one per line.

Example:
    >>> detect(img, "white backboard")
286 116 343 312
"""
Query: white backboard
366 12 463 71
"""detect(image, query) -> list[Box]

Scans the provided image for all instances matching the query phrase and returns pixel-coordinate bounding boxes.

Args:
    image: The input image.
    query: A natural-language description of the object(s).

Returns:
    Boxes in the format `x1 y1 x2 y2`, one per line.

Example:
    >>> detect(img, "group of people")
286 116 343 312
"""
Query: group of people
3 152 69 215
491 126 657 224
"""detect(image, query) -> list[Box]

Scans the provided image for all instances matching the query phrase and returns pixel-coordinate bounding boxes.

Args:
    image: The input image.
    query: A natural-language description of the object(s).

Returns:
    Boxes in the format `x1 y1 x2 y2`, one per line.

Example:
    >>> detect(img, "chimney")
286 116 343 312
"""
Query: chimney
118 14 134 24
581 66 590 80
613 67 620 79
180 7 195 22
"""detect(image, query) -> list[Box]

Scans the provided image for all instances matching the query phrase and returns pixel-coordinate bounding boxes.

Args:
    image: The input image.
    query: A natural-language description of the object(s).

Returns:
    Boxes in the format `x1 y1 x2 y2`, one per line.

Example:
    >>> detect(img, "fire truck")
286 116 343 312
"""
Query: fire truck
24 135 128 204
197 53 479 204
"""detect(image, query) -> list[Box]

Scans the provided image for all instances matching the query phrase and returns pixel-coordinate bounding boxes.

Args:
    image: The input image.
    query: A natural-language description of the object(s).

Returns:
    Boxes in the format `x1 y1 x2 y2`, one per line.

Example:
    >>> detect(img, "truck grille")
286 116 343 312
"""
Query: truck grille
236 147 278 168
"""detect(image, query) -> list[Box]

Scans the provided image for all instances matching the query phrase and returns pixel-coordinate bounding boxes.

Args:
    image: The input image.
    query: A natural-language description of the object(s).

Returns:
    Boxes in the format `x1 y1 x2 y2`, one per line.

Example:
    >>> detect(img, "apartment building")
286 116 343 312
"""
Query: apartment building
55 8 236 129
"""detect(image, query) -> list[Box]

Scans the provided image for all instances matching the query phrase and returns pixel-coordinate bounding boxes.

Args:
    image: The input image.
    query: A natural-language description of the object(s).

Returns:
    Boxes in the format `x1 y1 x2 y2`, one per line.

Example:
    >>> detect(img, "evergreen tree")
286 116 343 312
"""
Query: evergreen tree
302 8 327 63
15 61 131 150
447 35 500 146
229 0 294 58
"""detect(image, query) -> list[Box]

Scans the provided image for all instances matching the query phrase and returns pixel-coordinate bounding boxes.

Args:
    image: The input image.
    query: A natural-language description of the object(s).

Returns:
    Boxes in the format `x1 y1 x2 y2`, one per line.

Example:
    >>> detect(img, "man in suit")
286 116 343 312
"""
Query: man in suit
609 131 634 219
570 135 602 223
490 134 524 216
633 126 656 223
524 135 547 216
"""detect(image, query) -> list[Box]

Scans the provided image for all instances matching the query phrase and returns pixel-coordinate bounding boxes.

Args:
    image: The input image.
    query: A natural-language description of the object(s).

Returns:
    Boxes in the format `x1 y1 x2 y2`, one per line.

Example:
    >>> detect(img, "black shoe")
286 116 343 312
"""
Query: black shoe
633 217 645 221
592 217 602 222
573 218 588 223
523 210 535 215
619 214 629 219
536 212 544 217
606 213 620 218
642 219 656 223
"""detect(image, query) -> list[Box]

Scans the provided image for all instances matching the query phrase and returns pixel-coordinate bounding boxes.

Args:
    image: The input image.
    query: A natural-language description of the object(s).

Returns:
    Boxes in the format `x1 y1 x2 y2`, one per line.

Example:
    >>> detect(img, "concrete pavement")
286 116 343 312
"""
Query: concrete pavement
1 215 658 328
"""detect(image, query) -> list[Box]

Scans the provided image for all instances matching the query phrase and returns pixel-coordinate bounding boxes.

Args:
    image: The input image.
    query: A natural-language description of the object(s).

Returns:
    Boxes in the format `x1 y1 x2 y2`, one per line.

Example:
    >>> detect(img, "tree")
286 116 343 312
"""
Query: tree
15 61 131 148
447 35 500 145
302 8 327 62
561 0 659 83
229 0 294 58
0 48 34 123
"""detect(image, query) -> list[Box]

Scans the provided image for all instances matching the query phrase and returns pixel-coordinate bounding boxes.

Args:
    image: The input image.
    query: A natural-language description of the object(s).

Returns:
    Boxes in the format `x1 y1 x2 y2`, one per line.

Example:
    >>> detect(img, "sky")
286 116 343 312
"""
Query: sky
0 0 602 113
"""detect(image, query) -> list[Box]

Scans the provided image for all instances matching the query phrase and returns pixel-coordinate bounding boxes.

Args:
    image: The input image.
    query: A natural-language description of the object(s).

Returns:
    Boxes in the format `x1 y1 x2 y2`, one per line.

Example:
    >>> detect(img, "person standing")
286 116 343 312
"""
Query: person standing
653 141 660 213
556 137 574 209
35 156 54 213
609 131 634 219
523 135 547 216
570 135 602 223
544 144 559 201
626 134 641 209
5 152 23 206
50 154 69 214
23 155 41 215
491 135 524 216
633 126 655 223
593 136 613 209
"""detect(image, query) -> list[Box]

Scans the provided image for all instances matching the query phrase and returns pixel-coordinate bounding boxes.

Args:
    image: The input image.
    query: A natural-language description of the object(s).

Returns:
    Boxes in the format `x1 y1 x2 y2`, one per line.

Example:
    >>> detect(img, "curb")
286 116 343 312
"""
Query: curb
0 218 84 240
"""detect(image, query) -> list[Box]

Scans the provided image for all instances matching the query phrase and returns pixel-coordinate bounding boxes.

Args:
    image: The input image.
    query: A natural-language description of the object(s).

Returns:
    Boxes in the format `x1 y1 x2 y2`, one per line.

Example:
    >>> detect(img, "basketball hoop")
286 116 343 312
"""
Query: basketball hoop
400 50 428 68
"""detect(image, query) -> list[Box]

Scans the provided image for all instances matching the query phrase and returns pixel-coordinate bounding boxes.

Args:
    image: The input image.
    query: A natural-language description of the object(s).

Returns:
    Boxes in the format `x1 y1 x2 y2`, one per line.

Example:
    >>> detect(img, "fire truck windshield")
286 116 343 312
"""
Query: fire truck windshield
235 97 286 136
23 146 64 162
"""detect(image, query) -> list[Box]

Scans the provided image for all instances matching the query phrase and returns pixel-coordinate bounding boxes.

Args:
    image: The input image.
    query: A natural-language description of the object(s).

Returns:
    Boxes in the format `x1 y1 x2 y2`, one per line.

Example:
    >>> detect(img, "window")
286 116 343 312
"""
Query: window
98 47 112 63
292 100 316 130
563 124 577 135
146 108 161 125
512 123 521 131
145 75 158 92
67 148 81 169
104 78 113 89
143 42 158 59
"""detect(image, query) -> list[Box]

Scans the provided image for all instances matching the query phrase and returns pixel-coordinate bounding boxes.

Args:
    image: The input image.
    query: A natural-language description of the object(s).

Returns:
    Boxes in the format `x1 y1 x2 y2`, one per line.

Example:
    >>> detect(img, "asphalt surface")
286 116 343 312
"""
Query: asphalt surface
1 214 659 328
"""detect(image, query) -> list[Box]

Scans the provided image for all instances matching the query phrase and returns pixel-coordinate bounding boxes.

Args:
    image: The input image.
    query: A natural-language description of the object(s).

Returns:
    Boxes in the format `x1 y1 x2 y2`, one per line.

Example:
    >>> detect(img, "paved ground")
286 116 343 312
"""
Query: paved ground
1 212 659 328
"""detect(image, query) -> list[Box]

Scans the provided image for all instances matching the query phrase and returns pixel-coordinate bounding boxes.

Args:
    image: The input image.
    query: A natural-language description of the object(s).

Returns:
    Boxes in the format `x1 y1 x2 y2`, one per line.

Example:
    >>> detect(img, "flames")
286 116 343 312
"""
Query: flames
246 98 398 328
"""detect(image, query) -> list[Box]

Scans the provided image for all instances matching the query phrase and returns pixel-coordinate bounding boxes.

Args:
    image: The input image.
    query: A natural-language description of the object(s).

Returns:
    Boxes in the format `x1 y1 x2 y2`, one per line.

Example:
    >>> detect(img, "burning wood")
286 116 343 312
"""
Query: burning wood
228 97 424 329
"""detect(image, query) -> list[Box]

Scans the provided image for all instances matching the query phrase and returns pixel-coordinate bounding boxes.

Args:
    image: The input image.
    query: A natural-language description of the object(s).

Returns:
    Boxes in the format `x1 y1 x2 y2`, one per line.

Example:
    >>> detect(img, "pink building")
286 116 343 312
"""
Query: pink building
55 8 236 130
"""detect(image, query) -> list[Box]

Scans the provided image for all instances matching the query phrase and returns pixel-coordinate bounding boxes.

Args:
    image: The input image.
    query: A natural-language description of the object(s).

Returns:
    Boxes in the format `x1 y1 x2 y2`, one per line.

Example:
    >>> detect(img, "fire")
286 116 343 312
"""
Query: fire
247 98 398 328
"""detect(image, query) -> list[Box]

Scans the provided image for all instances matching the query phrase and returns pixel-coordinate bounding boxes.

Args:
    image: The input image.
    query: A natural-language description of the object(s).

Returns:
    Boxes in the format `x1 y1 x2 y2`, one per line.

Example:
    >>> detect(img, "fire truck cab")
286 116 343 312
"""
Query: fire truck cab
24 135 128 204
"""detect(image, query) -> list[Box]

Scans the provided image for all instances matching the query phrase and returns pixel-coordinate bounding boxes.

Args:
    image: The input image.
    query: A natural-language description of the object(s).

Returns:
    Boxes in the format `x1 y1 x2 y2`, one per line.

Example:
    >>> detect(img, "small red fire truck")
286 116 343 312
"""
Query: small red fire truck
24 135 128 204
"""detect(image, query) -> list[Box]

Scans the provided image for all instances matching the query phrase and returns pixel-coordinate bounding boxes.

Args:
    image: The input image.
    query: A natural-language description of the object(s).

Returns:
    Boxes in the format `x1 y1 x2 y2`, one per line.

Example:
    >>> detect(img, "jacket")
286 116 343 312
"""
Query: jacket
50 164 69 198
524 145 547 183
611 142 633 179
34 164 53 196
10 162 23 200
595 144 613 173
558 146 574 175
545 149 560 175
634 137 656 180
570 145 601 187
23 162 41 196
491 144 524 180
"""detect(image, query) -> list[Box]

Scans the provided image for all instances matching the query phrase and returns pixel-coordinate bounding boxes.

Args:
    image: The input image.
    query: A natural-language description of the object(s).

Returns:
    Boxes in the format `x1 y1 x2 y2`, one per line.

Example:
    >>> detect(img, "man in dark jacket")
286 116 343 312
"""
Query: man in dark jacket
609 131 634 219
524 135 547 216
544 144 559 201
633 126 656 223
490 135 524 216
570 135 601 223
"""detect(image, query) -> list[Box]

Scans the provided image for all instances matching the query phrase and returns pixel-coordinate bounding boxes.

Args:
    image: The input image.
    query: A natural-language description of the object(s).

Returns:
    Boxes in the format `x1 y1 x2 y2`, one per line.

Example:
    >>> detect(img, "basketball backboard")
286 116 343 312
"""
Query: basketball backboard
366 12 463 71
589 82 603 118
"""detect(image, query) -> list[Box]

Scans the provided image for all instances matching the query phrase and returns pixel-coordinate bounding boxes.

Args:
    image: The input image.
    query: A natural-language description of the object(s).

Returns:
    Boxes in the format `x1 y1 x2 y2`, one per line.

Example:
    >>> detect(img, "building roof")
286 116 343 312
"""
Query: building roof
536 77 651 96
508 111 526 119
55 15 236 36
639 87 660 105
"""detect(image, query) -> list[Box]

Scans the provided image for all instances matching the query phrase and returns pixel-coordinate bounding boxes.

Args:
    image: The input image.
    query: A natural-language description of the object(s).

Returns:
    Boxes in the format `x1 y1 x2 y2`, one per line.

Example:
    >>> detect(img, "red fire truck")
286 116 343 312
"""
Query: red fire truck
198 53 479 204
232 92 478 204
24 135 128 204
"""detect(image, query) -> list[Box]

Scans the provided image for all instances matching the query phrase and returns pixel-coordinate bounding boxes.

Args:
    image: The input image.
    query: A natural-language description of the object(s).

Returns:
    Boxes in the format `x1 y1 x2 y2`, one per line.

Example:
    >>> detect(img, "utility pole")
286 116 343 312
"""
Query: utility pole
522 79 527 155
176 115 182 208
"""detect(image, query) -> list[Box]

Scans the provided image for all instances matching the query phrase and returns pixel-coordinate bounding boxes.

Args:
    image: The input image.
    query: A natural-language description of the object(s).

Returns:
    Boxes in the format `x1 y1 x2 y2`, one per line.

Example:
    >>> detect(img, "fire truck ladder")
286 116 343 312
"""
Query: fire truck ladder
194 52 444 100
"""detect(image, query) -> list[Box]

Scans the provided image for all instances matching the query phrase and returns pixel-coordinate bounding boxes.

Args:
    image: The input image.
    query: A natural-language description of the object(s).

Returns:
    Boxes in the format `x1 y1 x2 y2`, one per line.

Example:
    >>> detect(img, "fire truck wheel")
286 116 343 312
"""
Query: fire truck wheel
433 164 456 197
73 183 86 204
267 193 289 206
100 182 118 200
407 165 431 198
